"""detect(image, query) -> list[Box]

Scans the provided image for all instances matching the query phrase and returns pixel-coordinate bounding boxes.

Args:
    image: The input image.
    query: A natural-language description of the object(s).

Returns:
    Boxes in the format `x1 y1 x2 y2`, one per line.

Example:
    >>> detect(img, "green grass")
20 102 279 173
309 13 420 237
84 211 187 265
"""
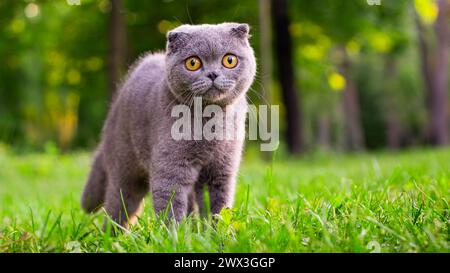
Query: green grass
0 144 449 253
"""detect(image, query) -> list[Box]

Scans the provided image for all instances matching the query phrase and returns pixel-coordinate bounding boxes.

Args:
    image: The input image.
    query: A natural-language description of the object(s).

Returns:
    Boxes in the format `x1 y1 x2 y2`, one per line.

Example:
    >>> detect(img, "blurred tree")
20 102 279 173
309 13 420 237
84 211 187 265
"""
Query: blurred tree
108 0 127 99
384 57 402 149
369 1 410 149
415 0 450 145
338 46 365 150
259 0 272 103
0 0 447 154
431 0 449 144
271 0 304 154
294 1 373 151
259 0 274 158
0 1 24 144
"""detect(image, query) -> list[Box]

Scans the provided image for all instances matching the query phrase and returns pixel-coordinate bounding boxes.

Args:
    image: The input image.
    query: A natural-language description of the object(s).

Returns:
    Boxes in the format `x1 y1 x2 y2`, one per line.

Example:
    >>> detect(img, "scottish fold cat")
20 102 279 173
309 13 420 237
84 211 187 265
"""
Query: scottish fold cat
81 23 256 227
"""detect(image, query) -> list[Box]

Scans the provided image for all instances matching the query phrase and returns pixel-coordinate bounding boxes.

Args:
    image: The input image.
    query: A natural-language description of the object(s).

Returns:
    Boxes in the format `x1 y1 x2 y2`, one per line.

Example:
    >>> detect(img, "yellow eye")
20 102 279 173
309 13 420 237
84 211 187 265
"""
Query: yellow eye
222 54 238 69
185 56 202 71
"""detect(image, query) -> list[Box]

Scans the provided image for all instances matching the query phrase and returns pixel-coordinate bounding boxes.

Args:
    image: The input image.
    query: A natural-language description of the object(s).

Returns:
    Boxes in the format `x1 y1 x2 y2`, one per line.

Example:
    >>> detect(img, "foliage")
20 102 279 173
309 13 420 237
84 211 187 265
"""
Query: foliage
0 0 446 152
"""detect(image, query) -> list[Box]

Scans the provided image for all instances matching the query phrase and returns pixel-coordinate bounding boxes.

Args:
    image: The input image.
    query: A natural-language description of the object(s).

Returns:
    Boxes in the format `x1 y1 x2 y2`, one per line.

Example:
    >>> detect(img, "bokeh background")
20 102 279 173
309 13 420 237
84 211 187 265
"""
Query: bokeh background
1 0 450 253
1 0 449 155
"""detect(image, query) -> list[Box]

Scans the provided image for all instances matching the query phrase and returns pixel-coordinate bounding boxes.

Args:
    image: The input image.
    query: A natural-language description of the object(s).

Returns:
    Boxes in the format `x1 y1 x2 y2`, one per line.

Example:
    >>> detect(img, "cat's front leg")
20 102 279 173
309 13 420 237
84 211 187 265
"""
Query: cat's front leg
205 162 238 215
151 161 199 221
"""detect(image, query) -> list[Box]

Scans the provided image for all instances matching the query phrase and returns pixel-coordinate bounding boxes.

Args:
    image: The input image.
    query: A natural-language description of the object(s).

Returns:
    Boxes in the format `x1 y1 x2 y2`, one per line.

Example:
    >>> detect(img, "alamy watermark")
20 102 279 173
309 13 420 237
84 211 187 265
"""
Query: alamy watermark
170 97 279 151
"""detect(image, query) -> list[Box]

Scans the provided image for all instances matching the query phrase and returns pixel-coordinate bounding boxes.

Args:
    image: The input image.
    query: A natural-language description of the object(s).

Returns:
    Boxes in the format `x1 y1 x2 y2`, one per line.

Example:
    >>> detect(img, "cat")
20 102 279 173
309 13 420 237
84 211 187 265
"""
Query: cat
81 23 256 227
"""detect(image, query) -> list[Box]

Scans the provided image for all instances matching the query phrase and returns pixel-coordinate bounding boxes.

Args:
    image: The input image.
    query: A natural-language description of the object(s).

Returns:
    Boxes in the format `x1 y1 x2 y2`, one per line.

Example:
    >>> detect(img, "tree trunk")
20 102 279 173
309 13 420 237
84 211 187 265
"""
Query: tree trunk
259 0 274 159
386 112 402 149
416 0 450 145
340 50 364 151
384 57 402 149
431 0 450 145
107 0 127 100
271 0 303 154
317 114 331 149
415 15 434 108
259 0 272 103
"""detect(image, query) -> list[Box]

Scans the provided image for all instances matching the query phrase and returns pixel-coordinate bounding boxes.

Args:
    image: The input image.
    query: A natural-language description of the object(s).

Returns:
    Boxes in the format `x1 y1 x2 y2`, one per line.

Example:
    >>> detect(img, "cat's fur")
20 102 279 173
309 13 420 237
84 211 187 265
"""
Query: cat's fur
81 23 256 227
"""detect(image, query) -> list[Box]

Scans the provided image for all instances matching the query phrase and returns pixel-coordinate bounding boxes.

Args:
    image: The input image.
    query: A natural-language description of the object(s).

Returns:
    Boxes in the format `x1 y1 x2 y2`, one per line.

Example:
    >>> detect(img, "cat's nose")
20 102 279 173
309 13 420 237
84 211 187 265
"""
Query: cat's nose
206 72 218 81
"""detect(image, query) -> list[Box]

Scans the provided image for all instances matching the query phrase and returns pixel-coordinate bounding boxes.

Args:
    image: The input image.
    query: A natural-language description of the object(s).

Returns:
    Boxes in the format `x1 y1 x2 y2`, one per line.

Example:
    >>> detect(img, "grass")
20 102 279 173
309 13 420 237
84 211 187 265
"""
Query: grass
0 144 449 253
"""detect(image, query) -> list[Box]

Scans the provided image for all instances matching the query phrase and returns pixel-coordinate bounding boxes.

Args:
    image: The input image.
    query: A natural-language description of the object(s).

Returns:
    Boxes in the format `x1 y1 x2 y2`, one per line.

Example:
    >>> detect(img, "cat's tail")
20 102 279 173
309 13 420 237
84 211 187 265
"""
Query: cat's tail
81 150 106 213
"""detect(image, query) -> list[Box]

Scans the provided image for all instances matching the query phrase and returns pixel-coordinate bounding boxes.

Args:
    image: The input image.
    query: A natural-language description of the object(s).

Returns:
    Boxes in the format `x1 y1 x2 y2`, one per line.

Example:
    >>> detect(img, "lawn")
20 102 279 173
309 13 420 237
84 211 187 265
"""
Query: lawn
0 144 448 253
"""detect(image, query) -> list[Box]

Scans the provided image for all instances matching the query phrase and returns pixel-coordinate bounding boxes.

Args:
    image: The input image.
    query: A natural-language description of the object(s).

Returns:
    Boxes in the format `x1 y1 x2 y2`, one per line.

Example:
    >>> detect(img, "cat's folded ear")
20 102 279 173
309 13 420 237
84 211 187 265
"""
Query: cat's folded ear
230 24 251 40
166 31 190 54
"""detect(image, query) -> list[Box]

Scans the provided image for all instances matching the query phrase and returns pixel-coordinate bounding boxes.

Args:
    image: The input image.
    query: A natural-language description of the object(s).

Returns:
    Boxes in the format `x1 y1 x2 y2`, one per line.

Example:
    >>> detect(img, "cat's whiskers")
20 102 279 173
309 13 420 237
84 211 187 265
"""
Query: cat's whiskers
244 94 259 122
248 76 272 107
248 86 272 108
164 89 191 114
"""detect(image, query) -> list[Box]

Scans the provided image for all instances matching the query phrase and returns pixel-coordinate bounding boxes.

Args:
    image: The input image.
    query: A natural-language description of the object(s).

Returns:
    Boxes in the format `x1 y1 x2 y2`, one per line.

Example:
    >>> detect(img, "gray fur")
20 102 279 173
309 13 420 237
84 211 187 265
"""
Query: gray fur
81 23 256 227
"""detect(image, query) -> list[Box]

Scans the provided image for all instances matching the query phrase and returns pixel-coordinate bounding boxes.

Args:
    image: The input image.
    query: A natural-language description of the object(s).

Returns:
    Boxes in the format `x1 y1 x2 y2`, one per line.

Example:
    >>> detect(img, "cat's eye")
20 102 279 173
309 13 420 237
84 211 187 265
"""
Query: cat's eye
222 54 238 69
185 56 202 71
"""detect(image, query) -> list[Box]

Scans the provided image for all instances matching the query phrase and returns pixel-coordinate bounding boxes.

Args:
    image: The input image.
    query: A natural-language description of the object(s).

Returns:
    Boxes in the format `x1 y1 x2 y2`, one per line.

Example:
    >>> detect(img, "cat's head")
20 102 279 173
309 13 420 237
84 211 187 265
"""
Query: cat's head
165 23 256 106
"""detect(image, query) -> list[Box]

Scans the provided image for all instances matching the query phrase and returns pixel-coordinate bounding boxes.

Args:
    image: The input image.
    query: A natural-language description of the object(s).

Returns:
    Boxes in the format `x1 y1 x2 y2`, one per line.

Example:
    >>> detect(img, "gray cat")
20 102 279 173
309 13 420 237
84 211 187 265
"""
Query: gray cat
81 23 256 227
